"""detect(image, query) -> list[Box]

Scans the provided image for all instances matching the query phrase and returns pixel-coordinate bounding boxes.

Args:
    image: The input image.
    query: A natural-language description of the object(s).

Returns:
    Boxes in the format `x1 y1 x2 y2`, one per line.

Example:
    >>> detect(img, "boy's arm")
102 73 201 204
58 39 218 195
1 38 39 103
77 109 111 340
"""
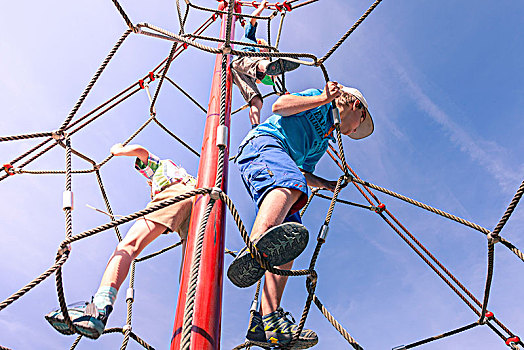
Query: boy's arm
110 143 149 164
250 0 268 26
272 81 341 116
301 170 337 192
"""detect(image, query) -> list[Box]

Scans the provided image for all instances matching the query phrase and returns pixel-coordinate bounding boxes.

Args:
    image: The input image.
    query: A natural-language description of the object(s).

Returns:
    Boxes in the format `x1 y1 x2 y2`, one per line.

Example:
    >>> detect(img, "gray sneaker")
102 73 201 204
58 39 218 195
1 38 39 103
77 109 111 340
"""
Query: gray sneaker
227 222 309 288
265 59 300 76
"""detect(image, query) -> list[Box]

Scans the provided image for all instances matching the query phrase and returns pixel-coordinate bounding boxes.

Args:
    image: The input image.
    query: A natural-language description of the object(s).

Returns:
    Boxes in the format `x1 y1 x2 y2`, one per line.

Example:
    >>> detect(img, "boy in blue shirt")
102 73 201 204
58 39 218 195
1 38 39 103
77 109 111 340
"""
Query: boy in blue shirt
228 81 373 348
231 0 300 128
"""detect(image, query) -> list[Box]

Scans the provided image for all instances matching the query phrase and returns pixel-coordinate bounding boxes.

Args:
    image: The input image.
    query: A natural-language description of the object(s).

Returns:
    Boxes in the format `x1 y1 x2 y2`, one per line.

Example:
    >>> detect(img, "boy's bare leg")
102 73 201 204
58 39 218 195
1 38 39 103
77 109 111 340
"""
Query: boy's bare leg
250 187 302 316
260 260 293 316
249 96 263 126
99 218 166 290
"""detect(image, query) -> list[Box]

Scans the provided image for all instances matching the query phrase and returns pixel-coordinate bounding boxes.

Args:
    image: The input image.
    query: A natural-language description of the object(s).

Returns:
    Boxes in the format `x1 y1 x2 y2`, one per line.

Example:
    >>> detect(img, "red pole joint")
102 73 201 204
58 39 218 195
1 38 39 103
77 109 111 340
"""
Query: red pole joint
148 72 155 81
3 163 15 176
485 311 494 319
506 336 520 346
138 79 146 89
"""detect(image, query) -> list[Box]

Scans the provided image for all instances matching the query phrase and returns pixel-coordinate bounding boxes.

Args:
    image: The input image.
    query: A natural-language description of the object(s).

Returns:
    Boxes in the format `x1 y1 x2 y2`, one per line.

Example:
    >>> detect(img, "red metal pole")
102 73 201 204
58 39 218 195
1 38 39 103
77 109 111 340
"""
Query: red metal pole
171 2 236 349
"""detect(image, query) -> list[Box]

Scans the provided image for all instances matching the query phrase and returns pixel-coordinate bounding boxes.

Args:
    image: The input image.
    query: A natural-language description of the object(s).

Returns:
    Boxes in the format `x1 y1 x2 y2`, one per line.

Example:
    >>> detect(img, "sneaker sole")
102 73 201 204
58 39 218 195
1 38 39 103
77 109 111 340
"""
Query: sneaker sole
44 307 85 336
266 335 319 349
265 59 300 76
74 318 105 339
227 222 309 288
44 314 76 336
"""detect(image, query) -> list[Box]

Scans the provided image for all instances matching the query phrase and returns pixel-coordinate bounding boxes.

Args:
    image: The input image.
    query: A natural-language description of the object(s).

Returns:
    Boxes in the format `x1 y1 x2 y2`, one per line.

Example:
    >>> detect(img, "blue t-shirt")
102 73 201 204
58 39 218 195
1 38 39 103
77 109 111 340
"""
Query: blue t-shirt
238 22 259 52
243 88 336 173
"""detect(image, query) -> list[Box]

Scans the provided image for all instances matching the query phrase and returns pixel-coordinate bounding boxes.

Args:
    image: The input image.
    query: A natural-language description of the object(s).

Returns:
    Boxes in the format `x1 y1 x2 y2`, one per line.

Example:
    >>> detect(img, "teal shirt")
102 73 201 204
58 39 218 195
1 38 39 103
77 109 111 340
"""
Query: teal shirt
243 88 336 173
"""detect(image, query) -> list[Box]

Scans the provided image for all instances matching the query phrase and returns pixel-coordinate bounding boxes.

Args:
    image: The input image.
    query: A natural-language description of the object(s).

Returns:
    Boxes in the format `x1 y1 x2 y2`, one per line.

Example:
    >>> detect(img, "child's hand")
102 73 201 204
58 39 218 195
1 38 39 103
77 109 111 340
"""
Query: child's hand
322 81 341 103
320 179 338 192
110 143 124 156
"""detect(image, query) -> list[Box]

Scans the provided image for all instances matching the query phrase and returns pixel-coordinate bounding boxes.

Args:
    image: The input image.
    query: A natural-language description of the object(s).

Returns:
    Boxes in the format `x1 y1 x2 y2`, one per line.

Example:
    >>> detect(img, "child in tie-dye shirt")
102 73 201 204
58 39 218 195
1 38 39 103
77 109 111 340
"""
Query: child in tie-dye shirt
45 143 196 340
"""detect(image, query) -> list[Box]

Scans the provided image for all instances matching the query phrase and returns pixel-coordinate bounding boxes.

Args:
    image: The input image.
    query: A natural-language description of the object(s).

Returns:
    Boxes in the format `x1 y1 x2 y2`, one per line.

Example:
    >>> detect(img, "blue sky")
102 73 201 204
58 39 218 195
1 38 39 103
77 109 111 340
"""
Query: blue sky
1 1 523 349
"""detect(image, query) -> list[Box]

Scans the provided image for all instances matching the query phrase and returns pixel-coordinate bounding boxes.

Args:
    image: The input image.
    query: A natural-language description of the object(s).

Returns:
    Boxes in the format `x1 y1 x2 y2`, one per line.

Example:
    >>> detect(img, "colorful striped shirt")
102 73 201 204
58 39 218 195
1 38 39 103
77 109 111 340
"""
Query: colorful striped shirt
135 153 196 197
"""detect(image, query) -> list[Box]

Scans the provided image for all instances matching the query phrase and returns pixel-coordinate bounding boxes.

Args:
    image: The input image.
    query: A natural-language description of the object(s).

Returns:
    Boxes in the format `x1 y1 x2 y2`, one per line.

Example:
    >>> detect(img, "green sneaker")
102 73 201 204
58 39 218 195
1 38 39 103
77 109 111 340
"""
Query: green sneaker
263 307 318 349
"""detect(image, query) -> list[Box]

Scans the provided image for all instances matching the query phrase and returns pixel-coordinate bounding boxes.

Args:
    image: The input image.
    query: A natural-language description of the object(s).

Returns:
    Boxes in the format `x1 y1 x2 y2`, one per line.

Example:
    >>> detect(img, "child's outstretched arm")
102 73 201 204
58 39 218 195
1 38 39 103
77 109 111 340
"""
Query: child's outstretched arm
272 81 341 116
301 170 337 192
110 144 149 164
250 0 268 26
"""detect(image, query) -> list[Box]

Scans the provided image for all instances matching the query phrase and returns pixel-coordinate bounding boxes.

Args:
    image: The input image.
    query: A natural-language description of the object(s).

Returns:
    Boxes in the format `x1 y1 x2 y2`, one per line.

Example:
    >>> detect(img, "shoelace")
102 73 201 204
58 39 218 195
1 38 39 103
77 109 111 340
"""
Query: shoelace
277 307 296 325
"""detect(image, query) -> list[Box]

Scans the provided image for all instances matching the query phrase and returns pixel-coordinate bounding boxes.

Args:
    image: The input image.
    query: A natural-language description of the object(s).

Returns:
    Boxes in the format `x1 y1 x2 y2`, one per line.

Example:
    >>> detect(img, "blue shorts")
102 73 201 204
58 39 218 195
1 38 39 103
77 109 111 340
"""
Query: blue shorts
236 135 308 216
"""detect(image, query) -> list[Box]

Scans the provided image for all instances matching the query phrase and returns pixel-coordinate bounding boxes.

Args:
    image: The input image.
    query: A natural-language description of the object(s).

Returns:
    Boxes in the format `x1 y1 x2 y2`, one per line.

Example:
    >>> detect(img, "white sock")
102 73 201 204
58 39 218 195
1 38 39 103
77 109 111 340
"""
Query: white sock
93 286 117 310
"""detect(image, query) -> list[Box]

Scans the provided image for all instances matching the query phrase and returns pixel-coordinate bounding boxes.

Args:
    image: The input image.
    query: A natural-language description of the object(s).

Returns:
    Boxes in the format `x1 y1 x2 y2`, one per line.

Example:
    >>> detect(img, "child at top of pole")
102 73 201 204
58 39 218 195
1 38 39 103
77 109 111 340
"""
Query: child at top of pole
228 81 374 348
45 143 197 339
231 0 300 129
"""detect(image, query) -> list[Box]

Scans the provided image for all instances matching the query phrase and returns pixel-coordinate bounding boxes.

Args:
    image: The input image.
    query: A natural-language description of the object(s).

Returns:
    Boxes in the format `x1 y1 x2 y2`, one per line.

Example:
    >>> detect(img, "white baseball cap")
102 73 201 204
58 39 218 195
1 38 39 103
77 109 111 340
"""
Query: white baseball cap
339 85 374 140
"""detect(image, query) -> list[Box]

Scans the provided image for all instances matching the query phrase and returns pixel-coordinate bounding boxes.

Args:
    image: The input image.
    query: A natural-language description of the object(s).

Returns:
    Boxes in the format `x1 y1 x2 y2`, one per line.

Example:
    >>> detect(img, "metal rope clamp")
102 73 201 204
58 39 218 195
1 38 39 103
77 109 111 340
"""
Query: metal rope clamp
210 187 223 200
3 163 15 176
480 311 494 325
216 125 228 148
126 288 135 302
122 324 132 333
374 203 386 214
63 191 74 210
317 224 329 243
332 107 341 125
58 243 72 257
51 131 65 141
487 232 501 245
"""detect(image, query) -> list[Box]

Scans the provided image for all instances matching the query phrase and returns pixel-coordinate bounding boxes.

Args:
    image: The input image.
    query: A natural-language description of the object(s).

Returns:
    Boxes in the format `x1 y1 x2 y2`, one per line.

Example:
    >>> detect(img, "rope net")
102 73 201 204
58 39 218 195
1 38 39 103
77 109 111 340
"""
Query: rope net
1 1 522 349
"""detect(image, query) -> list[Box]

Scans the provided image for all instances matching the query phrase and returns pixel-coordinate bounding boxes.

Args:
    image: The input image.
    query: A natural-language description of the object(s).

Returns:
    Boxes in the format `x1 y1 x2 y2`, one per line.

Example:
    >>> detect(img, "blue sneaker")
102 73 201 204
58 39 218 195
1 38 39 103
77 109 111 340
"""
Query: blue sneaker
45 301 112 339
263 307 318 349
245 311 269 348
227 222 309 288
